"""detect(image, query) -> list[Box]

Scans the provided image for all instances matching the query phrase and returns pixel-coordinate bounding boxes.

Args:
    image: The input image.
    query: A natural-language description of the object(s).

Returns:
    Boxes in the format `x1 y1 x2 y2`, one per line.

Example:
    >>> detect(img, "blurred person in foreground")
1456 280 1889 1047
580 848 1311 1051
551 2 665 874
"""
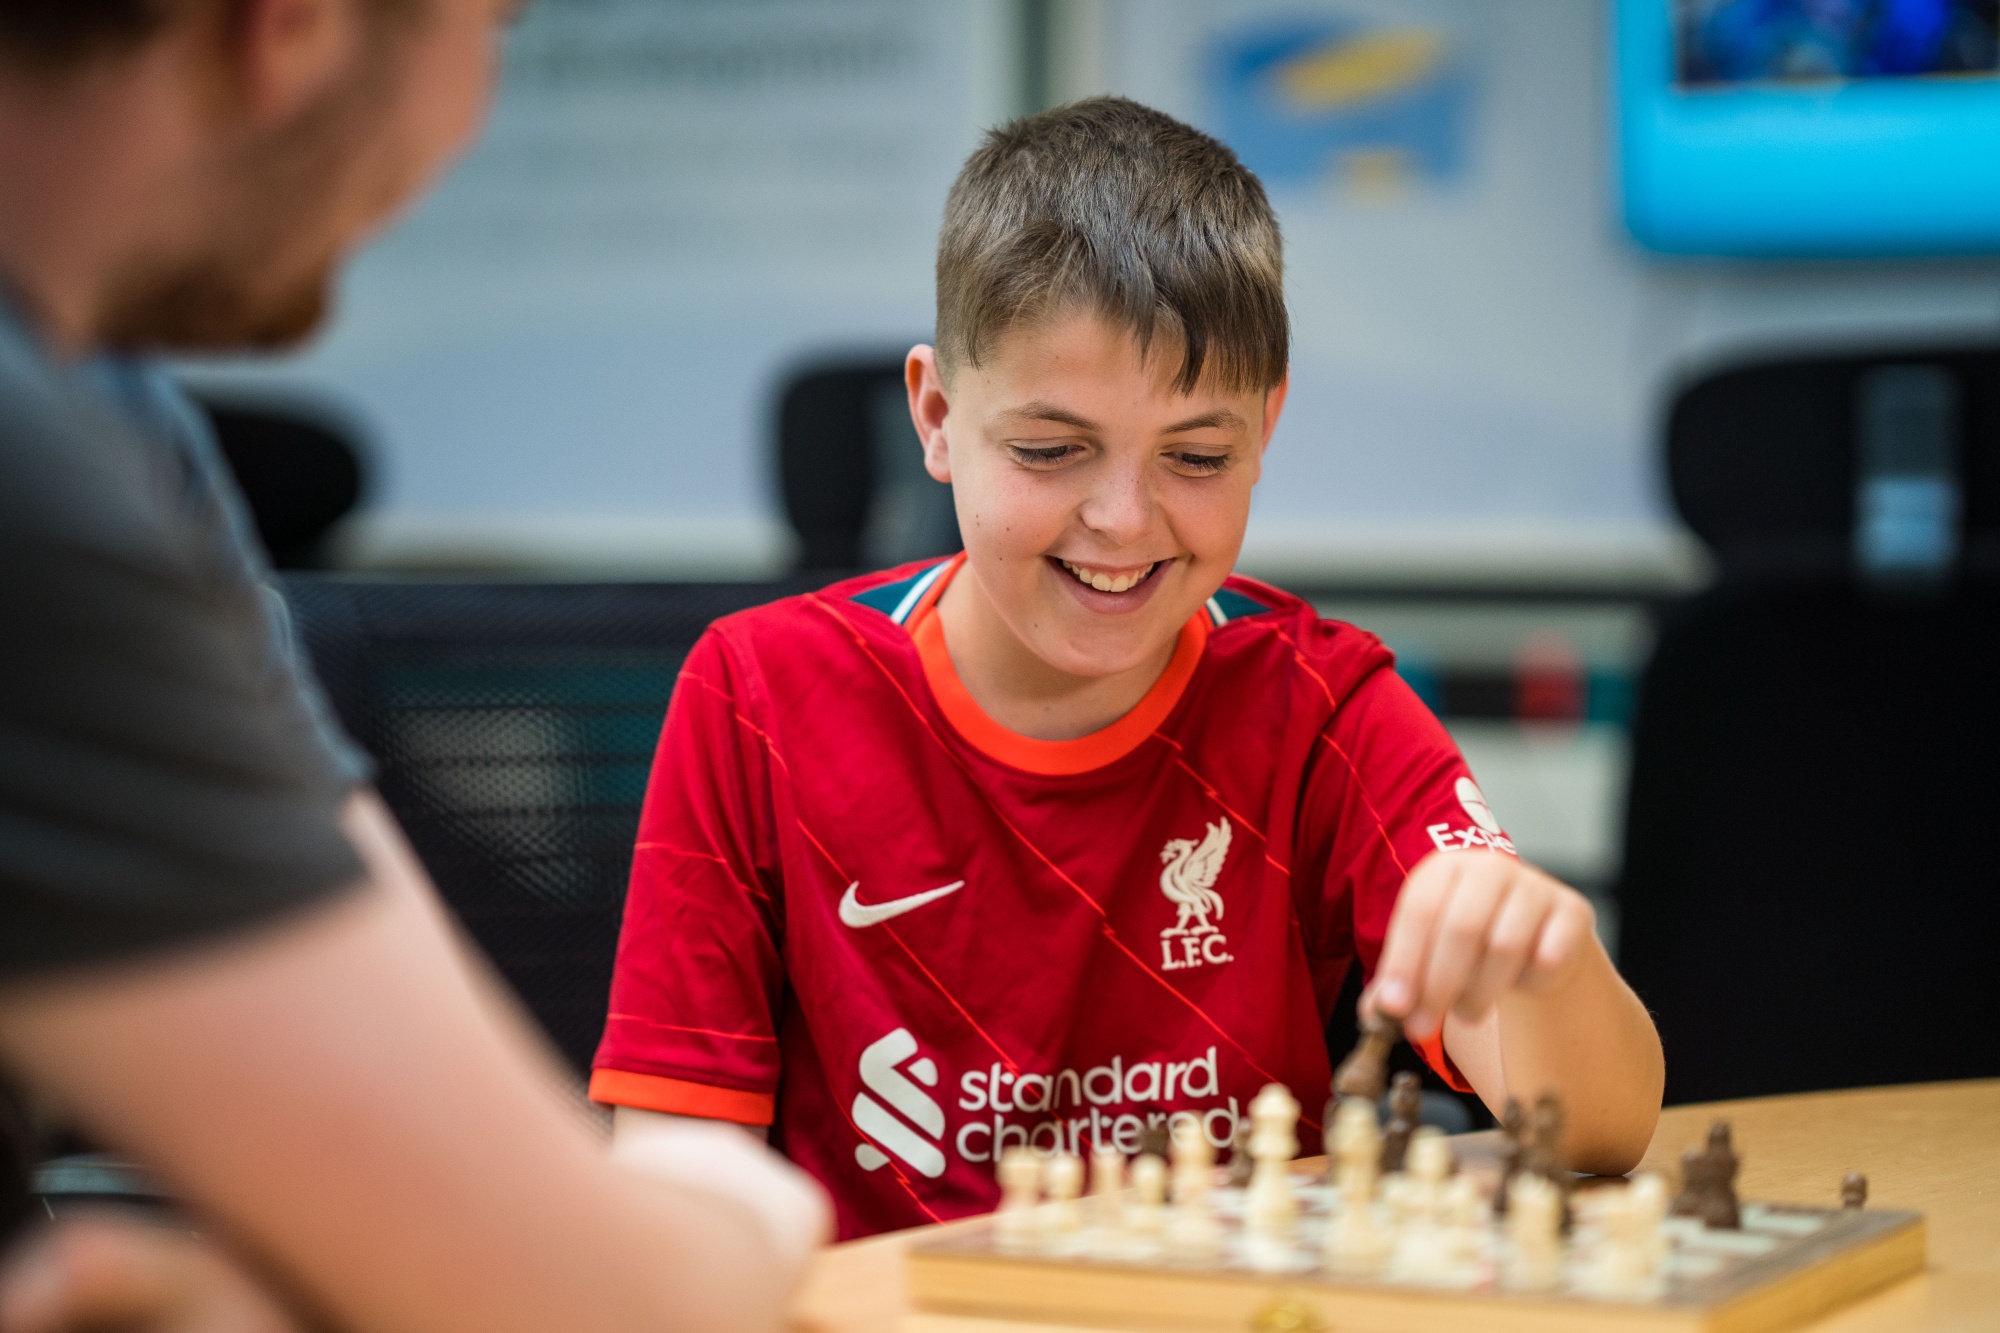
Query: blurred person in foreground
0 2 826 1330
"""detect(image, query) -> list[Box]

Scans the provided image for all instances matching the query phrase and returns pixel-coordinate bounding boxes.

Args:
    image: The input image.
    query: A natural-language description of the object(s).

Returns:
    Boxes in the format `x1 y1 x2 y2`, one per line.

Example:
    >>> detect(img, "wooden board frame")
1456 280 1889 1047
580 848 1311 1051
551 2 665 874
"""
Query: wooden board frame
906 1207 1925 1333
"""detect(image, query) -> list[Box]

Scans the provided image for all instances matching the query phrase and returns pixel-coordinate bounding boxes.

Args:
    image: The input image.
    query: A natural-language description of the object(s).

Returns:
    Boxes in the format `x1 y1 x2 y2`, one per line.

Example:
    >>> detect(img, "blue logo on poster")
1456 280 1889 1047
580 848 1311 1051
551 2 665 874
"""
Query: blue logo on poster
1209 19 1474 190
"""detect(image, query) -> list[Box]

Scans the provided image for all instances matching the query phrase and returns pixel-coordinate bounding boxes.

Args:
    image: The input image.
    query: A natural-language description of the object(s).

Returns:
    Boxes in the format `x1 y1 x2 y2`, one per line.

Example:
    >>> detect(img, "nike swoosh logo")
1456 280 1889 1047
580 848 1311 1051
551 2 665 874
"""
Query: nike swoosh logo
838 880 966 928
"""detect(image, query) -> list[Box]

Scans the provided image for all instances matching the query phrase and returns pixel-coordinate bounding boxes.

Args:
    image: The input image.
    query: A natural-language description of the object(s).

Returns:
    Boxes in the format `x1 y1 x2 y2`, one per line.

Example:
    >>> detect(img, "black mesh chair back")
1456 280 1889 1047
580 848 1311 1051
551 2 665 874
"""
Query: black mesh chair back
281 578 817 1077
775 358 959 572
194 393 367 569
1618 345 2000 1104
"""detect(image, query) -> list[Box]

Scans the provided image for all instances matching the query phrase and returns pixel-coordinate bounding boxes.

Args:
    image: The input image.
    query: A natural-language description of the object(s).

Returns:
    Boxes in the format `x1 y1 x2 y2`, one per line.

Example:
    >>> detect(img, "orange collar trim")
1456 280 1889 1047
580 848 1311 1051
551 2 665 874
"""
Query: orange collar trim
906 555 1209 776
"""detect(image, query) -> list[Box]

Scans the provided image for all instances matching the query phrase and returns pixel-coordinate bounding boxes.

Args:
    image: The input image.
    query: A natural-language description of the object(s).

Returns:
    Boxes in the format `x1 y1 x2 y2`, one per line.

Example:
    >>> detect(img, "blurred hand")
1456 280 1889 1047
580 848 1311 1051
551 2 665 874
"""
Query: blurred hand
0 1213 301 1333
1364 849 1599 1040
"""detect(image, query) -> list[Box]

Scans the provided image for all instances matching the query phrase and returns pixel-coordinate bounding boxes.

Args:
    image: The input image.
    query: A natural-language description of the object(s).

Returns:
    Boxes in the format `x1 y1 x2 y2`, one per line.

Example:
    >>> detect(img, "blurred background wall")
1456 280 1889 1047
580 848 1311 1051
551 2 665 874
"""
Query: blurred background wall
183 0 2000 937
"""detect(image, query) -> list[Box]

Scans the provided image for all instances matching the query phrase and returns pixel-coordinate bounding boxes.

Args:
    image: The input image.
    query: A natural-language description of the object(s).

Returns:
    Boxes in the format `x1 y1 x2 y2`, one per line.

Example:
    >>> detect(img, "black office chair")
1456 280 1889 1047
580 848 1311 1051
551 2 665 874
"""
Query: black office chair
775 357 960 572
1617 345 2000 1105
194 392 368 569
280 577 822 1076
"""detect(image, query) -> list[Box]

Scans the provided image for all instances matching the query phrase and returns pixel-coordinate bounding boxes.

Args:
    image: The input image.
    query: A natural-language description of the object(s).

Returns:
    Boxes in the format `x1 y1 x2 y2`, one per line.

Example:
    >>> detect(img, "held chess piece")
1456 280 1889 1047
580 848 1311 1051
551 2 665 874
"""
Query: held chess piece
1244 1084 1301 1239
1380 1071 1421 1174
1672 1120 1742 1231
995 1148 1042 1254
1501 1173 1562 1291
1166 1118 1224 1262
1842 1171 1868 1209
1492 1097 1527 1217
1226 1118 1255 1188
1332 1012 1401 1104
1325 1096 1388 1276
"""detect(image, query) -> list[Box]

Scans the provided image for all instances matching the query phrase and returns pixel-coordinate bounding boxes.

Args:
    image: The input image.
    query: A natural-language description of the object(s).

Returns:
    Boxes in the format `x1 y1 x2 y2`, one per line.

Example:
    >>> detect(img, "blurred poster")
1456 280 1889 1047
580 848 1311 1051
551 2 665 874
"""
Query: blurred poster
1079 0 1677 579
189 0 1010 572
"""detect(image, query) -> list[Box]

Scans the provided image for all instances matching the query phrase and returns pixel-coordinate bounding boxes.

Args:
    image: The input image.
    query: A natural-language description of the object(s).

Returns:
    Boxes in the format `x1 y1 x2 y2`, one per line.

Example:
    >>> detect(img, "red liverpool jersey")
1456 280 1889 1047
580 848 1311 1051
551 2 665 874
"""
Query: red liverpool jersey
590 556 1511 1239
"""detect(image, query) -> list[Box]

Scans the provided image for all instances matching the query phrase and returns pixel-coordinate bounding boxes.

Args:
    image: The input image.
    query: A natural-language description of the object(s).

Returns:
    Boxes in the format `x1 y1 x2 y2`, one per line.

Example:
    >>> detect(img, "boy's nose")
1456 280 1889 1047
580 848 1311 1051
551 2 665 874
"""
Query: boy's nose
1077 461 1156 545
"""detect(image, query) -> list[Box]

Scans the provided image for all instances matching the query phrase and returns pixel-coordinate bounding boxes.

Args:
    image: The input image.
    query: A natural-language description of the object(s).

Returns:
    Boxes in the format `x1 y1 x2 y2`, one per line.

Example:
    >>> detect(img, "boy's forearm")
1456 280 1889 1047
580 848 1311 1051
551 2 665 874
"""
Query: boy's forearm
1457 937 1664 1174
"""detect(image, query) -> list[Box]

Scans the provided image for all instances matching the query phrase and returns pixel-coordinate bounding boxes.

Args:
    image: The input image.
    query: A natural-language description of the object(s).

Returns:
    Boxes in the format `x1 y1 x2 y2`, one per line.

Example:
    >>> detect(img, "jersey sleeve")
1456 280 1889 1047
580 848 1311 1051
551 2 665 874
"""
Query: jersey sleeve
589 630 788 1125
1297 656 1516 1094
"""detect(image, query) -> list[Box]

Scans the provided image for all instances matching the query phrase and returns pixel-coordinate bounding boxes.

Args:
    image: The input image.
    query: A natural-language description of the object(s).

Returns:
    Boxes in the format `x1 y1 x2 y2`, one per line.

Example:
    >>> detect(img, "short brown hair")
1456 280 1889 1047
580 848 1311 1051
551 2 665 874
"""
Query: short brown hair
0 0 173 67
936 96 1287 395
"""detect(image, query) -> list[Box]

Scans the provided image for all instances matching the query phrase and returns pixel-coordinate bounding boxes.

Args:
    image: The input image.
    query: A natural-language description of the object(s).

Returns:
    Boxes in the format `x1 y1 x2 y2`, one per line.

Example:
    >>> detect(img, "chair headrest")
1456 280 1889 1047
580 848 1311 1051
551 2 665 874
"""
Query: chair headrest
1666 345 2000 584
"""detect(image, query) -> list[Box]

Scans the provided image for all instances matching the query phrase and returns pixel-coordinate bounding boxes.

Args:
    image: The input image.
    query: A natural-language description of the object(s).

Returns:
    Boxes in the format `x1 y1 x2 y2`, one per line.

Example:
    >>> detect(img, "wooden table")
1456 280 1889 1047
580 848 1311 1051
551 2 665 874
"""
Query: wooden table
791 1079 2000 1333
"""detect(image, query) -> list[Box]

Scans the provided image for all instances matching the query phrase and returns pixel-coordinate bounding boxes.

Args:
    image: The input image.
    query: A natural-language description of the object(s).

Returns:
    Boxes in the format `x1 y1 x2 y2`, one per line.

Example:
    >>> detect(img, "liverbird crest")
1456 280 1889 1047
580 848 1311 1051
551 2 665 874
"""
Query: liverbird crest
1158 817 1233 938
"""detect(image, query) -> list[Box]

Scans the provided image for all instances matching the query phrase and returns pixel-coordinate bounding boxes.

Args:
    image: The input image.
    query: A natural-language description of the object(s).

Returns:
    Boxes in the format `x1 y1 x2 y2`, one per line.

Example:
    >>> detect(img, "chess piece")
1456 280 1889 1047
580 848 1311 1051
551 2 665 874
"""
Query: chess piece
1492 1097 1527 1217
1672 1120 1741 1231
1387 1128 1459 1285
1590 1174 1669 1300
1332 1012 1400 1104
1137 1122 1171 1161
995 1148 1042 1254
1128 1153 1168 1236
1380 1071 1421 1174
1244 1083 1300 1238
1089 1145 1127 1231
1842 1171 1868 1209
1522 1093 1572 1231
1325 1096 1388 1276
1225 1118 1254 1188
1043 1152 1085 1244
1167 1118 1223 1262
1501 1173 1562 1291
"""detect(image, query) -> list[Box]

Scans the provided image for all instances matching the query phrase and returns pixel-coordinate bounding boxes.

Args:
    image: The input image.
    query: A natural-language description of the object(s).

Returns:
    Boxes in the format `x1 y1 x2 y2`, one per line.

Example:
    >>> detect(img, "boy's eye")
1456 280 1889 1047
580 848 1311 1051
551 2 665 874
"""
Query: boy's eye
1170 451 1230 474
1008 443 1082 468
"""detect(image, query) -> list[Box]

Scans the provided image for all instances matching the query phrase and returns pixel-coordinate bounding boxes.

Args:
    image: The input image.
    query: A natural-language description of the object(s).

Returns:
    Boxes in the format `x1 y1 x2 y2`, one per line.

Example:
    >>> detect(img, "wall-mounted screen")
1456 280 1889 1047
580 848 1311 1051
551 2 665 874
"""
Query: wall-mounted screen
1618 0 2000 255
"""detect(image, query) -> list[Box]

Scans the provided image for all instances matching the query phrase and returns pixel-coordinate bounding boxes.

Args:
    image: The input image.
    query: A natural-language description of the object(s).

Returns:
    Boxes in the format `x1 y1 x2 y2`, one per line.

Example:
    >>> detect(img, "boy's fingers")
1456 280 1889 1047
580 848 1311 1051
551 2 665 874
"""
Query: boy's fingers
1522 894 1594 992
1407 864 1507 1038
1454 879 1546 1021
1366 855 1458 1020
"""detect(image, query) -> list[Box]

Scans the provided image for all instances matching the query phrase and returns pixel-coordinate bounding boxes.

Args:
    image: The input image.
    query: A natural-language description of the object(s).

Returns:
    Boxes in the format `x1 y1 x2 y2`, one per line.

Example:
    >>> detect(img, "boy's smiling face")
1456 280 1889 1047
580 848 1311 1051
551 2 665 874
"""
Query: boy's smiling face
909 310 1287 693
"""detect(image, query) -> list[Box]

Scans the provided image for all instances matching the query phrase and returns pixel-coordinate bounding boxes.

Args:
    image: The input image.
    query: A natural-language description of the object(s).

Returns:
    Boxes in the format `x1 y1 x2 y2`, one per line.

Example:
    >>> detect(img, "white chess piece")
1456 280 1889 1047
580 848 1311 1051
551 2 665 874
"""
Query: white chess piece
1166 1117 1224 1262
1325 1097 1388 1276
1089 1145 1127 1231
1387 1128 1459 1285
995 1148 1042 1255
1501 1173 1562 1291
1128 1153 1168 1236
1244 1083 1301 1238
1441 1174 1486 1269
1043 1152 1085 1248
1590 1173 1670 1300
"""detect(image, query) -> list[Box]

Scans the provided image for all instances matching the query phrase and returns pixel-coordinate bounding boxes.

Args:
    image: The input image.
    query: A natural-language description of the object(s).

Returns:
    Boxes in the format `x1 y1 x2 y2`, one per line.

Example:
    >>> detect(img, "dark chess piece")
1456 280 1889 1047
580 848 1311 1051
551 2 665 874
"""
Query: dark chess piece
1841 1171 1868 1209
1137 1122 1171 1162
1379 1071 1421 1174
1331 1012 1400 1104
1492 1097 1527 1217
1524 1092 1572 1231
1226 1118 1255 1188
1673 1121 1742 1230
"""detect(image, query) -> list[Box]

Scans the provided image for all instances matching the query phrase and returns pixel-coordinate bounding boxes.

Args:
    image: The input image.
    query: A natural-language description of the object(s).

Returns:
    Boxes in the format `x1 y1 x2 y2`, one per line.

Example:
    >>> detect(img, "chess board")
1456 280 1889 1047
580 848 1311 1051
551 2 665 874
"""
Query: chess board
905 1177 1925 1333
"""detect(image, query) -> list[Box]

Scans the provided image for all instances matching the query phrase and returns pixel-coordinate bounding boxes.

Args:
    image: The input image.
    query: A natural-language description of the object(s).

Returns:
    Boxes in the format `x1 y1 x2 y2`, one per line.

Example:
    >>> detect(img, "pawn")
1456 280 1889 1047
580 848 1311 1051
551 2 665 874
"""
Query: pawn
1325 1097 1388 1276
1502 1173 1562 1291
1128 1153 1168 1236
1089 1145 1127 1231
1167 1118 1223 1262
1590 1174 1669 1300
1043 1152 1085 1243
1404 1127 1453 1220
1842 1171 1868 1209
1493 1097 1528 1217
995 1148 1042 1254
1244 1083 1301 1238
1380 1071 1422 1174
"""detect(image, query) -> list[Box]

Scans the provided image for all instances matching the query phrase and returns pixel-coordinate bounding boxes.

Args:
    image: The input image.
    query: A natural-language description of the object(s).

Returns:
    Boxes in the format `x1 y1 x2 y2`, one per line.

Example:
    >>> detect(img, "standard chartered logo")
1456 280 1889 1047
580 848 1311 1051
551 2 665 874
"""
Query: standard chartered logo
852 1028 946 1179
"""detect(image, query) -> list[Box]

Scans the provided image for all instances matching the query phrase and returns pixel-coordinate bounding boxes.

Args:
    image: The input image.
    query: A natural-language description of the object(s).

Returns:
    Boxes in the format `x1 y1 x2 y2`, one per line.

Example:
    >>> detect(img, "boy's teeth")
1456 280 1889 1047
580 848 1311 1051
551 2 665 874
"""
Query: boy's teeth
1060 560 1156 594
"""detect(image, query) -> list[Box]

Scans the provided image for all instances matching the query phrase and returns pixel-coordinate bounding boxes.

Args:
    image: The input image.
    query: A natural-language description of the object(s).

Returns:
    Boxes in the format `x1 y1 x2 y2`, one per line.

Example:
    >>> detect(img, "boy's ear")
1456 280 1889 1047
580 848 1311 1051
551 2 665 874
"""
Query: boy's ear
907 345 953 484
1258 374 1290 455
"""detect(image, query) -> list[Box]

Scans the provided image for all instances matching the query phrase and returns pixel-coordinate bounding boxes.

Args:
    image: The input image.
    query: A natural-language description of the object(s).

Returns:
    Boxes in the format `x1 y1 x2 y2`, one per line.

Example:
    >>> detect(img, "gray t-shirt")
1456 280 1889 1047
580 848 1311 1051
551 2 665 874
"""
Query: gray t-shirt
0 300 367 979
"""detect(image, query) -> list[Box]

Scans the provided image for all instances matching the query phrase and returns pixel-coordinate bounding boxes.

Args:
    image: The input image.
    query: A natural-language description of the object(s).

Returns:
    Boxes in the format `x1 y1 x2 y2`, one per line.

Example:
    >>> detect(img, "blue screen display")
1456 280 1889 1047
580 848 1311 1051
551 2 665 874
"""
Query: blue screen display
1678 0 1997 85
1618 0 2000 255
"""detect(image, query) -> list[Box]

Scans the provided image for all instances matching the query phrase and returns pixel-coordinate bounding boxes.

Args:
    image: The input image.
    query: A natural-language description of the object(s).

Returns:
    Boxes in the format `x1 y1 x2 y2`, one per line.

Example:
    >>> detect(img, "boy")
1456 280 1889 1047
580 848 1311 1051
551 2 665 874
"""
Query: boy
592 98 1663 1240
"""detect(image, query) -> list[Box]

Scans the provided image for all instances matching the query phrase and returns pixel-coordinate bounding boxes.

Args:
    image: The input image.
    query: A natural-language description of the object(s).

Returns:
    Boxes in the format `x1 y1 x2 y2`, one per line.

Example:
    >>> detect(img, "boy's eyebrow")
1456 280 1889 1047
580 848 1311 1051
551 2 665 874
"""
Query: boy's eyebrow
1002 402 1101 431
1162 409 1247 433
